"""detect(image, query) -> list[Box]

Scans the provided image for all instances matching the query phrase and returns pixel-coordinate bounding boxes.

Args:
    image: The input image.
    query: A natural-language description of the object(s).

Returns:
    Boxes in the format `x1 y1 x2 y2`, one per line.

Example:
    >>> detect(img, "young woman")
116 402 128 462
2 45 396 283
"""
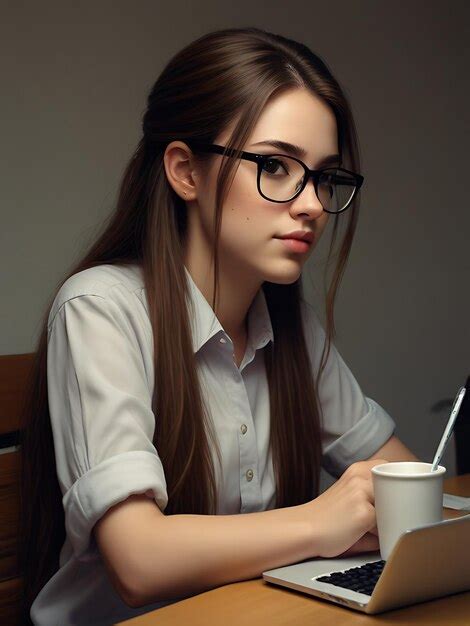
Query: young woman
18 26 419 626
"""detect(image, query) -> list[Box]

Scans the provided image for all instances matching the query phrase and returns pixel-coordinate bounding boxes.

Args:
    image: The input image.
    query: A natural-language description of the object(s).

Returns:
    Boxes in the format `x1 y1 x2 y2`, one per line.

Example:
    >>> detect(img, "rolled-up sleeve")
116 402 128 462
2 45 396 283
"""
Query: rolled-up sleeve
301 300 396 478
47 293 168 562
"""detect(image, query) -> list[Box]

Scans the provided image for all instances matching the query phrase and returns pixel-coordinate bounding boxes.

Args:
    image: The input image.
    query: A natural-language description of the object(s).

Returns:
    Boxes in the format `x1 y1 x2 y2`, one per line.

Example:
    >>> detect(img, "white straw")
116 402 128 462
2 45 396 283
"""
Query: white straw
431 386 466 471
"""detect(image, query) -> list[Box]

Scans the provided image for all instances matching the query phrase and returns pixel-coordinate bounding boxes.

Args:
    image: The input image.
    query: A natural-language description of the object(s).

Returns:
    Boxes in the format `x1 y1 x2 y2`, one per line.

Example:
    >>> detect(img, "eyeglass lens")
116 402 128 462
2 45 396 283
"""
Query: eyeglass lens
260 155 356 210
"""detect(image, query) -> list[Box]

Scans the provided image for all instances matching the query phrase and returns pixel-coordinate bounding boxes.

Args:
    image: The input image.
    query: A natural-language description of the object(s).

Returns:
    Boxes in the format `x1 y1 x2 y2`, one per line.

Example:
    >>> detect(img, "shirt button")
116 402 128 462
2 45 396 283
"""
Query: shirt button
246 469 254 481
240 424 247 434
219 337 227 344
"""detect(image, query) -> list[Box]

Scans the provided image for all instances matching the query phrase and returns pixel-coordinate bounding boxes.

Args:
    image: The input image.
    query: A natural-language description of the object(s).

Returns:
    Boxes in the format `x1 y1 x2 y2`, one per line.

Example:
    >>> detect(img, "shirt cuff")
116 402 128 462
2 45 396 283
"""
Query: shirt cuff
322 397 397 477
62 450 168 562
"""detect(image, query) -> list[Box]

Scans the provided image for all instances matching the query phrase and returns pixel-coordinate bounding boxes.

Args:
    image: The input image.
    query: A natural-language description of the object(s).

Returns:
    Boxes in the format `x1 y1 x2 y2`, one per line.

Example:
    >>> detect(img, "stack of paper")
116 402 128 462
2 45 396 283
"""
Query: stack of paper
443 493 470 511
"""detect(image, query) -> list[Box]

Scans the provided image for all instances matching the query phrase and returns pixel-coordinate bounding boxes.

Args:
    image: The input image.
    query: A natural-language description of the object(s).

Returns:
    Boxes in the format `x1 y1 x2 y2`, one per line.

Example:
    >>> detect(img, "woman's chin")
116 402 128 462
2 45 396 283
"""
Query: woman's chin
263 264 303 285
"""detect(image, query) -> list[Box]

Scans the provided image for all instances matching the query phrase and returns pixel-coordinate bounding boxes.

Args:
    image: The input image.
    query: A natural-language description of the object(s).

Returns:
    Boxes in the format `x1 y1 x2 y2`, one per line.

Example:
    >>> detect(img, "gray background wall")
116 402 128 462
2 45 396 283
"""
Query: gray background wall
1 1 468 487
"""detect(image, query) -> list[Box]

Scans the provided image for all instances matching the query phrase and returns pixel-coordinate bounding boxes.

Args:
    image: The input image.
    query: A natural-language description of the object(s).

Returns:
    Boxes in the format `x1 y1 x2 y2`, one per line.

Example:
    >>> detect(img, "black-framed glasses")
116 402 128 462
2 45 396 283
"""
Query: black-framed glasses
184 140 364 213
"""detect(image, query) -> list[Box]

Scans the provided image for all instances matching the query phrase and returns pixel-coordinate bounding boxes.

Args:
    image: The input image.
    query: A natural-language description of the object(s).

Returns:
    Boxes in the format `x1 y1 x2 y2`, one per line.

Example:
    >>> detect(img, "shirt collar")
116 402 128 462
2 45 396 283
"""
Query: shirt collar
184 266 274 354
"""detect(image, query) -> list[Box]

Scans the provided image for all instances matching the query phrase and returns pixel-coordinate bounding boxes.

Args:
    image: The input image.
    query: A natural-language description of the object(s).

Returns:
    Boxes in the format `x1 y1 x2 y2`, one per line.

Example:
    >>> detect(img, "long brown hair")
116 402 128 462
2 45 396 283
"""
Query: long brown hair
18 26 362 623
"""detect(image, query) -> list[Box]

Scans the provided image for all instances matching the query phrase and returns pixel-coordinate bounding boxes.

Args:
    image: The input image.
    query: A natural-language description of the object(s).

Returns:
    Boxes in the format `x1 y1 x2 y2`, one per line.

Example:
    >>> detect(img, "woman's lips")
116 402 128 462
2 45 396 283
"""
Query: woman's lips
275 237 311 253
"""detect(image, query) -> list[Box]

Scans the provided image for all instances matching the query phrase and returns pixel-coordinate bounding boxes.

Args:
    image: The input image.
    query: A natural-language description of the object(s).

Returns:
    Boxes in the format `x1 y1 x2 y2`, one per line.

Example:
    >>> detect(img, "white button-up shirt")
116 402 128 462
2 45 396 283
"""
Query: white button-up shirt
30 263 396 626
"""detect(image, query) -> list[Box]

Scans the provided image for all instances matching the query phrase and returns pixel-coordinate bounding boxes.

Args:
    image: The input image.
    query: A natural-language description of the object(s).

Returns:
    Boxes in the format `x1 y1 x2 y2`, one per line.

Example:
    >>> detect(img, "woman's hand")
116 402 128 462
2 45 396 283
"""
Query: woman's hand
304 458 388 559
337 526 380 557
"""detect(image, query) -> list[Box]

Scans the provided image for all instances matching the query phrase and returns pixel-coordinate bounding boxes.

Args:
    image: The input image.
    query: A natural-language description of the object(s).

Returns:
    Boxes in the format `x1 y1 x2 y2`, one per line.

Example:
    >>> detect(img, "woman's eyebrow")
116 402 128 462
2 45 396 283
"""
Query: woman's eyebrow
250 139 340 165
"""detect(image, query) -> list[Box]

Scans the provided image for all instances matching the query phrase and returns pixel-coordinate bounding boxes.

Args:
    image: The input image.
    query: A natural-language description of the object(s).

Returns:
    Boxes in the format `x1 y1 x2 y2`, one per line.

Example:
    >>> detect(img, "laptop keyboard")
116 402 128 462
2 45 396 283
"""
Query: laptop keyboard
316 559 386 596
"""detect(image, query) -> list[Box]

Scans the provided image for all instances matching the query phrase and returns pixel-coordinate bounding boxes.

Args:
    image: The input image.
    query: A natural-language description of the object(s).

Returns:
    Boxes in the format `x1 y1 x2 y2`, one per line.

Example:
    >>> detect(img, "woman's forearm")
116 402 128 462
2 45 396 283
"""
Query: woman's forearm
132 502 314 607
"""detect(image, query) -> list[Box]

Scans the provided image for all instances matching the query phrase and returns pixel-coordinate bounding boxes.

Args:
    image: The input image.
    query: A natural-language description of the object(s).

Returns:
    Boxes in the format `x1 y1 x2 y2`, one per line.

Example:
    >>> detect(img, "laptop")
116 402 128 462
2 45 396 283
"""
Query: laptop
262 513 470 614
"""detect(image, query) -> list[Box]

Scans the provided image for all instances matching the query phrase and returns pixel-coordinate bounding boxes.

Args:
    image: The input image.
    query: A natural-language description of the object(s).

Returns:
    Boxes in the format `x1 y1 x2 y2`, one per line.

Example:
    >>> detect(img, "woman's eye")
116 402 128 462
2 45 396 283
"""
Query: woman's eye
262 158 288 175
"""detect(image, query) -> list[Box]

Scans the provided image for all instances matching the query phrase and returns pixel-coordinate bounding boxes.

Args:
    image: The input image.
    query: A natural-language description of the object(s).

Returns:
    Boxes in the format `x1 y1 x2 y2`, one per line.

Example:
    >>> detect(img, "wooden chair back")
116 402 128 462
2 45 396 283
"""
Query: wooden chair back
0 353 35 625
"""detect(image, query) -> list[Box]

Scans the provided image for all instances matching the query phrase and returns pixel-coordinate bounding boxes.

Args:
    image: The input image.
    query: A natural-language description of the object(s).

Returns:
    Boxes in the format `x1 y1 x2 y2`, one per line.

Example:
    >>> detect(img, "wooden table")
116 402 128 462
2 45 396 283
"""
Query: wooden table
116 474 470 625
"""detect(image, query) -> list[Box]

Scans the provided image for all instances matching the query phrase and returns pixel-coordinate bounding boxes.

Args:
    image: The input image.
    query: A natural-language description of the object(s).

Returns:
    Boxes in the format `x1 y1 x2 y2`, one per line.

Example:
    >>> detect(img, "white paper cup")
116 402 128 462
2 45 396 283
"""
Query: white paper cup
371 461 446 560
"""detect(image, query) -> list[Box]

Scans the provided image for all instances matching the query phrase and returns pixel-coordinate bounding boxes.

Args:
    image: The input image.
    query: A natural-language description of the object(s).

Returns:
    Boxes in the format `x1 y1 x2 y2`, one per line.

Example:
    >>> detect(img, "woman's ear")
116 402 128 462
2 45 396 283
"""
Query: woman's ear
163 141 199 201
